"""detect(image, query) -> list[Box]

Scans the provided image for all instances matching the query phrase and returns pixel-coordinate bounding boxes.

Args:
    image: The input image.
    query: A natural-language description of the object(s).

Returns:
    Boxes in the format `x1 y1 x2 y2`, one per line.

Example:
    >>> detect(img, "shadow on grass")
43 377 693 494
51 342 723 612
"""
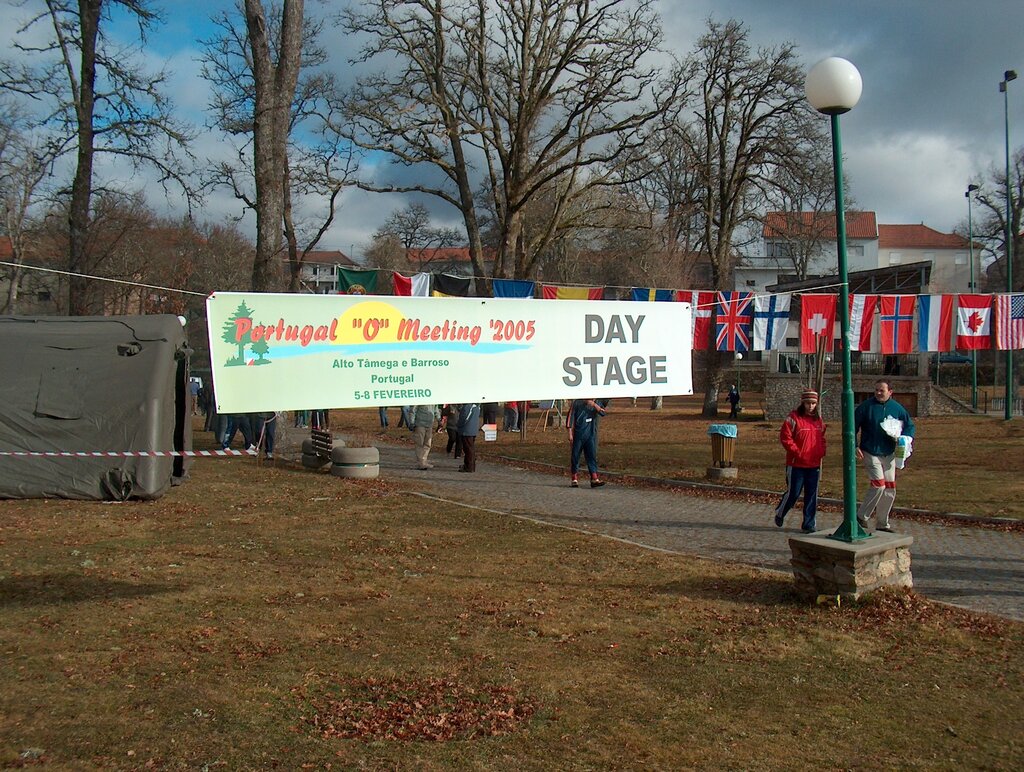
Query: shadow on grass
650 574 805 609
0 573 182 607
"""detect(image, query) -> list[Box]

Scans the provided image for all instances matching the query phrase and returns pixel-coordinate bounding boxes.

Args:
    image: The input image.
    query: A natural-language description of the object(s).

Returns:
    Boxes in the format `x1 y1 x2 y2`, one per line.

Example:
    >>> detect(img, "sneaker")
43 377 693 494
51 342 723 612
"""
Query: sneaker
590 479 606 488
801 527 816 534
857 518 870 530
246 445 258 453
570 477 579 488
265 453 274 460
774 514 784 528
877 525 896 533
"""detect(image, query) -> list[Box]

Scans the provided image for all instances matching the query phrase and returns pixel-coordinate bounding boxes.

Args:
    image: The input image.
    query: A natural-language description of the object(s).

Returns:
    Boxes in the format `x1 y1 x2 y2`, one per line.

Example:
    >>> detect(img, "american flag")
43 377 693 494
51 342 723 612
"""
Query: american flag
996 293 1024 350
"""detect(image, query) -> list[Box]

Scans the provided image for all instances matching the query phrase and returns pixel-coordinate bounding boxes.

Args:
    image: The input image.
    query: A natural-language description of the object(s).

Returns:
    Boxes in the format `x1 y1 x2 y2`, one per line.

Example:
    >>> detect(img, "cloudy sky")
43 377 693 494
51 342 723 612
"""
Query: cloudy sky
3 0 1022 261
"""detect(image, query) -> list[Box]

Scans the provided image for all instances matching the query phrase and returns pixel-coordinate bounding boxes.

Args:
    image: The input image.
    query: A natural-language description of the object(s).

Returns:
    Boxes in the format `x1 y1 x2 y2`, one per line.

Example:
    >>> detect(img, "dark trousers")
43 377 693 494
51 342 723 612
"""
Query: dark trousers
446 428 461 456
252 414 276 454
775 466 820 530
460 435 476 471
570 431 599 476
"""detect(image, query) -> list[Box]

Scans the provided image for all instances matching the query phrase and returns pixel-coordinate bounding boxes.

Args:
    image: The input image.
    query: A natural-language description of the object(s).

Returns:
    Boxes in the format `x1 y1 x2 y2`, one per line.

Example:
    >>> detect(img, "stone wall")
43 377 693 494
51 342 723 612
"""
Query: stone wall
765 374 970 420
788 532 914 601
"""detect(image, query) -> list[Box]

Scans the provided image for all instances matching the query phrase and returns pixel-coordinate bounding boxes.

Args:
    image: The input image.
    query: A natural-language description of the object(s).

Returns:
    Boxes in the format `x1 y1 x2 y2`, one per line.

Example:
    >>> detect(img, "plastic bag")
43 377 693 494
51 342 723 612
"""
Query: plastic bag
895 435 913 469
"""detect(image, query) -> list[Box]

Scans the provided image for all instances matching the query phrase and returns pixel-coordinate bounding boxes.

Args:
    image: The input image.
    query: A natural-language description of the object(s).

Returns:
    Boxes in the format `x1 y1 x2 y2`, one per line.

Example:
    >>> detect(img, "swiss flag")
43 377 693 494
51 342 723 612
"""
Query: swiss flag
956 294 992 350
800 294 838 354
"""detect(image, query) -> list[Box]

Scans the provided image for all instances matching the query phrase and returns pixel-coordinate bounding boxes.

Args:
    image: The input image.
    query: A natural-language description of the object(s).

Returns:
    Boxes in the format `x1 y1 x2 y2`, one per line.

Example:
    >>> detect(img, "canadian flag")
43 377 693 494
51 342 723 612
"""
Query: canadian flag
848 294 877 352
956 294 992 350
800 294 838 354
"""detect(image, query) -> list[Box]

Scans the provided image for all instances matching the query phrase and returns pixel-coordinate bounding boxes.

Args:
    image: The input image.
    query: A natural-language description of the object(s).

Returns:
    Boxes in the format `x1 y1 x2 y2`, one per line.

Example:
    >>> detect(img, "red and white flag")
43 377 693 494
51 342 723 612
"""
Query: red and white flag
995 293 1024 350
800 294 837 353
681 290 714 349
956 294 992 350
848 294 877 351
879 295 917 354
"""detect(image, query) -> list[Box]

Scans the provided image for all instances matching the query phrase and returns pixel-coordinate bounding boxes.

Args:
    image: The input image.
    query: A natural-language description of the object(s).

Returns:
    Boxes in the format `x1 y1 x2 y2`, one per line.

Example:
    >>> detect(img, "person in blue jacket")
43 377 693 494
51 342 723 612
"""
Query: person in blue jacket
566 398 608 488
854 379 915 533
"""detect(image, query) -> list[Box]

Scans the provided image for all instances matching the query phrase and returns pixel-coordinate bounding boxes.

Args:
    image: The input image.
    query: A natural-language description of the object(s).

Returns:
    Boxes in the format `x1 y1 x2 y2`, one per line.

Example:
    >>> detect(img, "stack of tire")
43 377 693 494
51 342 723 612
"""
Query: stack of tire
301 438 335 470
329 446 380 479
300 439 380 478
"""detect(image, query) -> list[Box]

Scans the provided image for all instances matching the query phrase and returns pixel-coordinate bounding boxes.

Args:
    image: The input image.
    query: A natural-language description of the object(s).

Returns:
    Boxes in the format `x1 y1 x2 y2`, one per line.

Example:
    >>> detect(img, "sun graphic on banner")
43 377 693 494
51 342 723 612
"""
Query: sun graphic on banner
334 301 406 344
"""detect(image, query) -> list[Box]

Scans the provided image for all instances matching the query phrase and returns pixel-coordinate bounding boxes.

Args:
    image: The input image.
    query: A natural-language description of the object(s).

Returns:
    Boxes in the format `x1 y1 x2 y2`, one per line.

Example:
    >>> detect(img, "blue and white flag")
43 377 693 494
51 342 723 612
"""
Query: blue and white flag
752 294 791 351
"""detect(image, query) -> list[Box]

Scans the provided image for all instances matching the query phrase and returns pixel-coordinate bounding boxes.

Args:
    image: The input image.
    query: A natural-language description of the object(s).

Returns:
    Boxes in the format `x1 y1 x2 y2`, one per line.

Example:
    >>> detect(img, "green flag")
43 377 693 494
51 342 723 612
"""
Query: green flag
337 267 380 294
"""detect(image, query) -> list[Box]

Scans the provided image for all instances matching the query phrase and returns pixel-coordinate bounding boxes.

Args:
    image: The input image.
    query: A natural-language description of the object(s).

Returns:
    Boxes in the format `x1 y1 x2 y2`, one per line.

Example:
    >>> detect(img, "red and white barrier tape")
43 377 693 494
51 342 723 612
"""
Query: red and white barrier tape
0 449 257 458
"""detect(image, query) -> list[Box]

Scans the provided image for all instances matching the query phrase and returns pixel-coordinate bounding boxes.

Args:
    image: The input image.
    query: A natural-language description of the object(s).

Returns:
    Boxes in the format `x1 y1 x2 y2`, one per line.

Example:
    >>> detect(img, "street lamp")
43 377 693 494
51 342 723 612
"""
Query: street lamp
806 57 868 542
1000 70 1017 420
966 183 980 409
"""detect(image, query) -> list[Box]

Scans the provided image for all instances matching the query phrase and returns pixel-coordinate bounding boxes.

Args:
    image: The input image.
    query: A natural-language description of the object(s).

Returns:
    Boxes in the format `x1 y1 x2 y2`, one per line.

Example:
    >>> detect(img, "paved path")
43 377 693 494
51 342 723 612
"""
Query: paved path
337 440 1024 622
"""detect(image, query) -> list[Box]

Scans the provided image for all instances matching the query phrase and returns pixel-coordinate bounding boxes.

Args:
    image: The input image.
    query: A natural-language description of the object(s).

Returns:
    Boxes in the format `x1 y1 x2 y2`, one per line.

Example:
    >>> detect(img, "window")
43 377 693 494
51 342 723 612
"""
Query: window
954 252 967 266
745 279 756 287
37 290 51 302
848 244 864 256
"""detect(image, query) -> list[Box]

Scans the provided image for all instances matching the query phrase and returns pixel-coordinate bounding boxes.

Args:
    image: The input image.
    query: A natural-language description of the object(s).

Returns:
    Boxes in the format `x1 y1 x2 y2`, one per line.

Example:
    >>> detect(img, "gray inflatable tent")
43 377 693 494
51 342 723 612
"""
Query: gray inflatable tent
0 315 193 500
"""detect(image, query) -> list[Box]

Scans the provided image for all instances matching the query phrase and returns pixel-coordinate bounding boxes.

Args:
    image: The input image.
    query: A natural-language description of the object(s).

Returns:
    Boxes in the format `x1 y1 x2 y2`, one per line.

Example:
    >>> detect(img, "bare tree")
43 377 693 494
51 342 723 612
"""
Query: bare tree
371 202 461 270
2 0 194 314
342 0 674 291
975 147 1024 292
667 18 820 416
202 1 357 292
0 104 52 313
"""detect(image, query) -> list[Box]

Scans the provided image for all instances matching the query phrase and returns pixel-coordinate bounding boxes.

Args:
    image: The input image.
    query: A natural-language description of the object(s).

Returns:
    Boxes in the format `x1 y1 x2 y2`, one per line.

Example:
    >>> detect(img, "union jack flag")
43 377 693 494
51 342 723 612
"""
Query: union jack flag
715 291 753 352
996 293 1024 350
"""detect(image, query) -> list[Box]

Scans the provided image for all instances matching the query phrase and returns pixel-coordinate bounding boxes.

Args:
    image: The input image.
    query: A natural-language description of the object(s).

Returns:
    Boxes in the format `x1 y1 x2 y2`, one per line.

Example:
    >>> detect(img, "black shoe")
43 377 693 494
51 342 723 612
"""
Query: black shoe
570 478 579 487
801 527 816 534
590 479 606 488
774 514 785 528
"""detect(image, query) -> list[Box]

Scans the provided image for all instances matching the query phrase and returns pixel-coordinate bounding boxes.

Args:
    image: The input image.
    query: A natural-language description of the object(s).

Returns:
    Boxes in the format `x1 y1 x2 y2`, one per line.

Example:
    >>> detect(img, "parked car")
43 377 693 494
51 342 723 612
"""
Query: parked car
930 352 972 365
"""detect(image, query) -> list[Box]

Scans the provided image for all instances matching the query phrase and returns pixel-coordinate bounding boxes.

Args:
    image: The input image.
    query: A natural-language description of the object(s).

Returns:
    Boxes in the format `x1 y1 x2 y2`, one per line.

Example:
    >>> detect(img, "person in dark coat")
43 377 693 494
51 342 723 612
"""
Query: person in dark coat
457 403 480 472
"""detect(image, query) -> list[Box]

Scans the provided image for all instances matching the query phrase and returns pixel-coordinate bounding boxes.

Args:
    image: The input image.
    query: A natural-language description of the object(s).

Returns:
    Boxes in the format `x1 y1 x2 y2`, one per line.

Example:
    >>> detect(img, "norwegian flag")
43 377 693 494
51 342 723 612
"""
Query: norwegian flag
957 294 992 350
848 294 877 351
995 293 1024 350
715 291 753 352
682 290 715 349
800 294 837 353
879 295 917 354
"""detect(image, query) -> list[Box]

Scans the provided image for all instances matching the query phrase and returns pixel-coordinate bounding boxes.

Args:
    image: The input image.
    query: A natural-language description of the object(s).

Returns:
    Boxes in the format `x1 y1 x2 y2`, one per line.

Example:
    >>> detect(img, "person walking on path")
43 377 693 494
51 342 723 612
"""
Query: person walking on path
774 389 826 533
457 403 480 472
378 406 389 428
503 401 519 432
442 403 461 458
855 378 915 533
412 404 441 470
567 398 608 488
727 385 741 419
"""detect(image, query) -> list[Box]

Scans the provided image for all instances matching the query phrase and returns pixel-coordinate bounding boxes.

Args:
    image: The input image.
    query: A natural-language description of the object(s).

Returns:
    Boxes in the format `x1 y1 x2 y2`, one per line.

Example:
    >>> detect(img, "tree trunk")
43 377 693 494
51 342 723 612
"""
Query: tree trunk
67 0 102 315
245 0 304 292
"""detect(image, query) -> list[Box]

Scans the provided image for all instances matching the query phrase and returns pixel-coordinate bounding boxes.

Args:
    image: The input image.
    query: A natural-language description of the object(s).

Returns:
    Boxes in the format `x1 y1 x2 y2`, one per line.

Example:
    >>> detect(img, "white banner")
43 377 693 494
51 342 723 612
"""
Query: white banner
207 292 692 413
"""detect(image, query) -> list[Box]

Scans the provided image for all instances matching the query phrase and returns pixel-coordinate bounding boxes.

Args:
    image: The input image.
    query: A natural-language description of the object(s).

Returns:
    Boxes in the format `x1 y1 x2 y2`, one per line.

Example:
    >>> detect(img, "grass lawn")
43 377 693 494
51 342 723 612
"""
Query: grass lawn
332 399 1024 520
1 447 1022 768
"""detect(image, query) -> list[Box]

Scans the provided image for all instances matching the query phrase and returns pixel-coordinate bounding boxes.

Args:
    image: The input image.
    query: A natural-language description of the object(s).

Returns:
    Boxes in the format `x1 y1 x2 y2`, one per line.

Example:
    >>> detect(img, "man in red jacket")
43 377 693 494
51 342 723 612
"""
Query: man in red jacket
774 389 827 533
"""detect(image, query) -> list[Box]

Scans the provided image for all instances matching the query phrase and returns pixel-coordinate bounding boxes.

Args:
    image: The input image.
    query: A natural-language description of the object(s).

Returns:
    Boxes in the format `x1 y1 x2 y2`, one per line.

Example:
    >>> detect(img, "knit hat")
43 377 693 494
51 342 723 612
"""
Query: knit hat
801 389 819 401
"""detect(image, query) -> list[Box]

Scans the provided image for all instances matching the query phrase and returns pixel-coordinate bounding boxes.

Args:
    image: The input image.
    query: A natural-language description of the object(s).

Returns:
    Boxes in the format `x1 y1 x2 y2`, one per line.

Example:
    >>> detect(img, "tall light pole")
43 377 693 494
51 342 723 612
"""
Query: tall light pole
966 183 980 409
806 57 868 542
1001 70 1017 420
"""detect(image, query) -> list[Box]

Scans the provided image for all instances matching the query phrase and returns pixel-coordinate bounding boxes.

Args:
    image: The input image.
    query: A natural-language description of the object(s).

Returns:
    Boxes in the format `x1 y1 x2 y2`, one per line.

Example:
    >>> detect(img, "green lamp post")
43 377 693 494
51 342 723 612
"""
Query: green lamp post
966 183 980 409
806 57 869 542
1000 70 1017 420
